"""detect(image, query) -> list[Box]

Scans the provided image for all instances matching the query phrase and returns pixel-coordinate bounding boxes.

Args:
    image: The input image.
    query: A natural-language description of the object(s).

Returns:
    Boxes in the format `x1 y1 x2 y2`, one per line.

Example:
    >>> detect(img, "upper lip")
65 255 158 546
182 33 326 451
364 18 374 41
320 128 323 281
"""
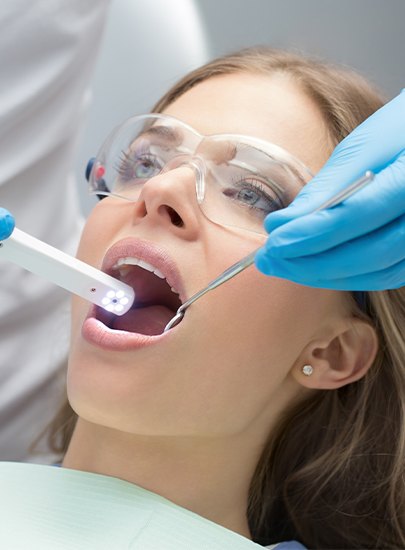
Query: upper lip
101 237 187 304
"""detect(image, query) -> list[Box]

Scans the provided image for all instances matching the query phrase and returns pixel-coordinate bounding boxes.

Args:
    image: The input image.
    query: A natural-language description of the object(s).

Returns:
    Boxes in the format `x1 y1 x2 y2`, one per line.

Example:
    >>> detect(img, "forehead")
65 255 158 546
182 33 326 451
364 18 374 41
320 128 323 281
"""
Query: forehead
162 71 331 174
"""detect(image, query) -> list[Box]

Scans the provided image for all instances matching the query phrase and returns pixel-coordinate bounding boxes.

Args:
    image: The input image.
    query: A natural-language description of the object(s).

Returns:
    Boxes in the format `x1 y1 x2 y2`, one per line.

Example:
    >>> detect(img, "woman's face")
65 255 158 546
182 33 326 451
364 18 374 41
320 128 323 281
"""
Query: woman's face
68 72 346 437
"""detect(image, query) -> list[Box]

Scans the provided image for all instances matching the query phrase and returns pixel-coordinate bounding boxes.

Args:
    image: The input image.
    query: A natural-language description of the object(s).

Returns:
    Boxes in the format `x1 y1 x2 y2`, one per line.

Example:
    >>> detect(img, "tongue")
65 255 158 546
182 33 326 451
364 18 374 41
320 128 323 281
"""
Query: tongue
110 305 174 336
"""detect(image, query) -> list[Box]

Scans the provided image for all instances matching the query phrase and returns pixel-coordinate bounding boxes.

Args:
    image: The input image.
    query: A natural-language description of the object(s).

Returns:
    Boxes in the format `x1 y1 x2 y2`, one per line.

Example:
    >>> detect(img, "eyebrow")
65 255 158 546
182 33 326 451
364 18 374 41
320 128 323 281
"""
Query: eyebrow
140 125 183 145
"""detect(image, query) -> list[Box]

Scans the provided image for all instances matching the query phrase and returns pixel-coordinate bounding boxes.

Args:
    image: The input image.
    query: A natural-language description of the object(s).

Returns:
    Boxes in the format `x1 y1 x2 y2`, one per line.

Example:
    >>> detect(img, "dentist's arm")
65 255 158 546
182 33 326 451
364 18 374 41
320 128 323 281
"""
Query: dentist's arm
0 208 15 240
255 91 405 291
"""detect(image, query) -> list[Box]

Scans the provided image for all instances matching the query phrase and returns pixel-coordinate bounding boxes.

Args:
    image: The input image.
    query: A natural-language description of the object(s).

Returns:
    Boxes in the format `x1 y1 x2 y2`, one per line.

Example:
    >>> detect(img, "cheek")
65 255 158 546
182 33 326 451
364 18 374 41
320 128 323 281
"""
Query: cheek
202 268 327 374
173 231 322 423
172 271 322 431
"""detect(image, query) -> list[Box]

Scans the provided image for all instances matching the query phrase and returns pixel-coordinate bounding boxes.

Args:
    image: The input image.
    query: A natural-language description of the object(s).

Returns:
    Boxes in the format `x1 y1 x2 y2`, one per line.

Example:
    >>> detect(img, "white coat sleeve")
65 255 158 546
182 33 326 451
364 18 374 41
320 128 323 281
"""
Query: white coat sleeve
0 0 110 462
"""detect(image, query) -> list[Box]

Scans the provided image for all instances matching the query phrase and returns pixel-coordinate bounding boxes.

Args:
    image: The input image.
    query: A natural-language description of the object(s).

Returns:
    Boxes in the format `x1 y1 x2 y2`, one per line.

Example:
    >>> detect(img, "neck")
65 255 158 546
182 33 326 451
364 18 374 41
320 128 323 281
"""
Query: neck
62 419 265 539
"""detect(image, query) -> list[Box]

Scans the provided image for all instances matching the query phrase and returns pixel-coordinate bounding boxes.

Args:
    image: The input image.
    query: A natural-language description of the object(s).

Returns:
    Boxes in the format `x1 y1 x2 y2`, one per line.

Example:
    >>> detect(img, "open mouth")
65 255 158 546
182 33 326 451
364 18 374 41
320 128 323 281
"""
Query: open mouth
96 258 182 336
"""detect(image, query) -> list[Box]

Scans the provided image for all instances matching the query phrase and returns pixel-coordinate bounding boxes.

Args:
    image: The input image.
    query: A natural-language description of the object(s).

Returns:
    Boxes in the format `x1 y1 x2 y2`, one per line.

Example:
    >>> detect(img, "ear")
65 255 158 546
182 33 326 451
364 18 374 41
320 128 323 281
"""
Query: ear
291 318 379 390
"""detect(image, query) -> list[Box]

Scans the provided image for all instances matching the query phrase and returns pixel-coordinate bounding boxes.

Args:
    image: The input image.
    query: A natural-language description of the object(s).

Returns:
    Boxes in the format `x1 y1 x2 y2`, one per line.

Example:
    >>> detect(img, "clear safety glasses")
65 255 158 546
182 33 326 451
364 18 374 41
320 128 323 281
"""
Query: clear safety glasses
86 114 313 235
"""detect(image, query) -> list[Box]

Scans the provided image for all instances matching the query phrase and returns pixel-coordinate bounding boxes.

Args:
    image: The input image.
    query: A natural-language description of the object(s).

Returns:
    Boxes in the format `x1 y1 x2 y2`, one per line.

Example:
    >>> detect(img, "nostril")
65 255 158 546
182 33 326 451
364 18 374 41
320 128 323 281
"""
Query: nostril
166 206 184 228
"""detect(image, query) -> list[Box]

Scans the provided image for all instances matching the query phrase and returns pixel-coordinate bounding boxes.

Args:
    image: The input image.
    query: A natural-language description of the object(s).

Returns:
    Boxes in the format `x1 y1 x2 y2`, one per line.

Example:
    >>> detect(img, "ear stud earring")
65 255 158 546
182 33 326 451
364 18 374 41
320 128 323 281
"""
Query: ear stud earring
302 365 314 376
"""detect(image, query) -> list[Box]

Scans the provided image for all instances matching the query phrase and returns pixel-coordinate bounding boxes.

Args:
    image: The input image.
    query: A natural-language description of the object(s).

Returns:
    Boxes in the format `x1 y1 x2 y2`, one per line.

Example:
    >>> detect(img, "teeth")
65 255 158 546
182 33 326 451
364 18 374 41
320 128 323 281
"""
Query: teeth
113 257 178 294
115 257 163 277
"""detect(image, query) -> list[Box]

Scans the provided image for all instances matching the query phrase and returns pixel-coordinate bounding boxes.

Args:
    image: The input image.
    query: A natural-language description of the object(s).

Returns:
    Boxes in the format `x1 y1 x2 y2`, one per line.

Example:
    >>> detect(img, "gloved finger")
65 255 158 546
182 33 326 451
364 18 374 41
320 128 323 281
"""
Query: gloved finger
255 248 405 290
0 207 15 240
260 212 405 281
265 157 405 259
264 91 405 234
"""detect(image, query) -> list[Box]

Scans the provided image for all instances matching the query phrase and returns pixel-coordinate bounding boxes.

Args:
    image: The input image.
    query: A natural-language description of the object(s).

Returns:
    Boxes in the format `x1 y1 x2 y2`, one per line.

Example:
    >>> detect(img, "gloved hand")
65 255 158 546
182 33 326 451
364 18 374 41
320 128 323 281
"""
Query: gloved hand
0 208 15 240
255 90 405 290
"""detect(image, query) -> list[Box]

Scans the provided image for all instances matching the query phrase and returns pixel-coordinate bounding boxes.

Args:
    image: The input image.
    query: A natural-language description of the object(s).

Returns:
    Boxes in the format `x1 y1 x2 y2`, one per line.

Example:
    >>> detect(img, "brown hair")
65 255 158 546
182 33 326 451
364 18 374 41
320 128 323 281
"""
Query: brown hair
36 47 405 548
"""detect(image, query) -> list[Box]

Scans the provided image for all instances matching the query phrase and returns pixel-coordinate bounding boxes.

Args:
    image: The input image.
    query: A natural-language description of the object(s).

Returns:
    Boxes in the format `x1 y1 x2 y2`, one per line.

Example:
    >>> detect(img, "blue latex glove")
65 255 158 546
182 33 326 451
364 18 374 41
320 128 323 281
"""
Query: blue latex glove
255 90 405 290
0 208 15 240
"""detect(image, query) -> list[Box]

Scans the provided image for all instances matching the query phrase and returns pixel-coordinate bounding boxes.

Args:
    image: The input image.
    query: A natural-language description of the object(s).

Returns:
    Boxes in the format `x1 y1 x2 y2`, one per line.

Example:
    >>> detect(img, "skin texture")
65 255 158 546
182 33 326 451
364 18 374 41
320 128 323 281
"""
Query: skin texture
64 72 378 539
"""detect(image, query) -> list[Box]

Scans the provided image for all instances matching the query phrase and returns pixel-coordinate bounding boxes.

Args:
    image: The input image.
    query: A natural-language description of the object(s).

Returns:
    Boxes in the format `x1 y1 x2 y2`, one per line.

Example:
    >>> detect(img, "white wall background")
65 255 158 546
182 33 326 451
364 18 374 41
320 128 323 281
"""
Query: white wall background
76 0 405 215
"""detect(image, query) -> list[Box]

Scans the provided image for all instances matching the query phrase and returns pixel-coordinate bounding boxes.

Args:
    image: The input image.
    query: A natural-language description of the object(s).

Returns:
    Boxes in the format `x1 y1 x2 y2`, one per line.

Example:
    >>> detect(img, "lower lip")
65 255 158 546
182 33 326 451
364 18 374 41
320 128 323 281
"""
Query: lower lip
81 308 171 351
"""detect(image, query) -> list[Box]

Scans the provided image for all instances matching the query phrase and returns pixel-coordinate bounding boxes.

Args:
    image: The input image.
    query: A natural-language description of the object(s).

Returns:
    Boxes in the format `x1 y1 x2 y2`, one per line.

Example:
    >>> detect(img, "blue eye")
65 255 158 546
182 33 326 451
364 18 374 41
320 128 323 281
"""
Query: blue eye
223 178 283 217
116 150 162 182
236 187 262 206
133 157 161 179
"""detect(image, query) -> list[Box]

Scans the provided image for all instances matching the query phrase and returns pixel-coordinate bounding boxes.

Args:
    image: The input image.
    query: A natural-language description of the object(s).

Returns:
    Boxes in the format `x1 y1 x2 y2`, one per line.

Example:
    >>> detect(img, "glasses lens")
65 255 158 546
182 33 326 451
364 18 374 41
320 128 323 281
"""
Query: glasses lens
197 136 313 234
88 114 200 201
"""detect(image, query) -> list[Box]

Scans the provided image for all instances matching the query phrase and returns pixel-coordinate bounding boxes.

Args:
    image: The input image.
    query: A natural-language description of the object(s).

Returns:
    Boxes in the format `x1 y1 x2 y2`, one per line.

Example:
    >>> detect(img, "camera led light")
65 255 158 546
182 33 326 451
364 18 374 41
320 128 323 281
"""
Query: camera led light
0 228 135 315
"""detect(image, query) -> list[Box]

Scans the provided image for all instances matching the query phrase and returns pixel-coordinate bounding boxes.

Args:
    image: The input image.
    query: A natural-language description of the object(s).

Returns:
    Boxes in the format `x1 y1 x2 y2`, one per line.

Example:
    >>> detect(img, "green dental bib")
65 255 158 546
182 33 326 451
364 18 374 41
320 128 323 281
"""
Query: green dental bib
0 461 265 549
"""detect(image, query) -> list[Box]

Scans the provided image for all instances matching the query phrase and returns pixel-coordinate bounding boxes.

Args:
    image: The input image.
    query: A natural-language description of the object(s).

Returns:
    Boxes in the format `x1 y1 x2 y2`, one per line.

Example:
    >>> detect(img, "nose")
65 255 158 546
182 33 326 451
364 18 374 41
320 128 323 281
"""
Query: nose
133 159 204 239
